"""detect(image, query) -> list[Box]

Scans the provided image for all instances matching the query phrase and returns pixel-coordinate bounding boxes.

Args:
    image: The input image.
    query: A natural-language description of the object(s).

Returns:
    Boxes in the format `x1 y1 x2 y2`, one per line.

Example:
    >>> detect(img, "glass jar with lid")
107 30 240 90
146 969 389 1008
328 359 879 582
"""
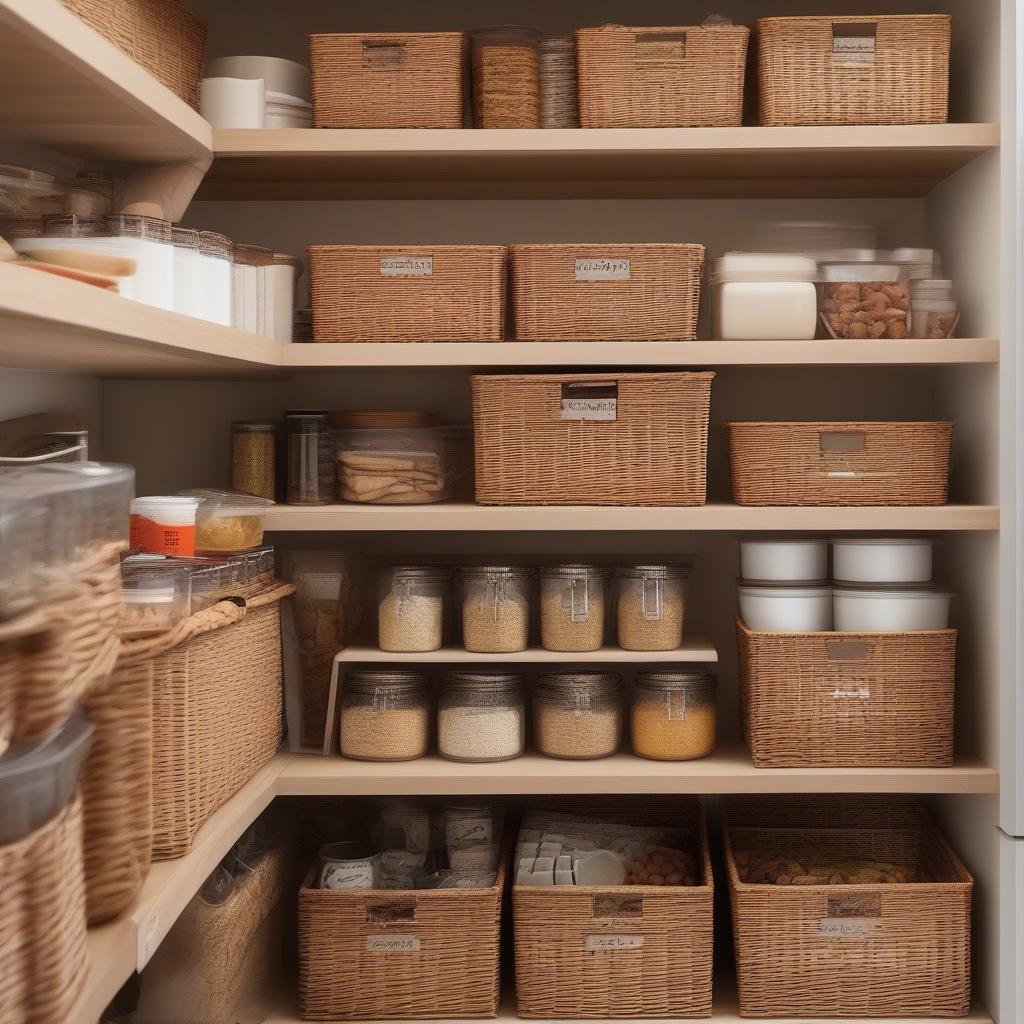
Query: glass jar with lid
615 563 691 651
631 670 716 761
378 566 449 652
533 671 622 759
540 564 608 652
339 670 430 761
460 565 533 653
438 670 525 762
231 420 277 500
285 412 334 505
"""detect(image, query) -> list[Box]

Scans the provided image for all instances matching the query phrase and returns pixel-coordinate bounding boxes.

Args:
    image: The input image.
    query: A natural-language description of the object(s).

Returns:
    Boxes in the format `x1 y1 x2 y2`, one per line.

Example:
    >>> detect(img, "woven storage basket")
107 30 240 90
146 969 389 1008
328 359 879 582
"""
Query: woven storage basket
737 619 956 768
577 24 749 128
756 15 951 126
513 798 713 1018
309 245 508 343
471 27 541 128
299 837 510 1020
310 32 467 128
726 421 952 506
725 813 972 1017
510 244 705 342
472 371 714 506
61 0 207 109
540 36 579 127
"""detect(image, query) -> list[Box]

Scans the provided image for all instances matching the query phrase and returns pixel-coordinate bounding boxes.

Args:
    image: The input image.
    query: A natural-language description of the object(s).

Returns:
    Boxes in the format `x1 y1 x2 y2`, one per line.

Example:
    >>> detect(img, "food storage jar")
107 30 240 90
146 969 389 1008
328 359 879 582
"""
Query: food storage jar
171 226 204 320
712 252 818 340
231 420 277 501
438 670 526 762
199 231 234 327
614 564 690 651
890 247 940 280
631 670 716 761
819 262 909 340
738 584 833 632
131 495 200 557
286 413 334 505
119 561 192 638
540 564 609 652
533 671 623 759
833 586 952 631
739 537 828 583
339 670 430 761
378 566 449 653
460 565 533 653
178 489 273 555
317 841 380 890
470 26 542 128
831 537 933 584
909 277 959 339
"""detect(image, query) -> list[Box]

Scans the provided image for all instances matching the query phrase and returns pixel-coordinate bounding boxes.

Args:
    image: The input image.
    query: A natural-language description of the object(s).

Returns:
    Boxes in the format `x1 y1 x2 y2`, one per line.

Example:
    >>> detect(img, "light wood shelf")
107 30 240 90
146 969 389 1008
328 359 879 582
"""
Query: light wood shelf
336 640 718 665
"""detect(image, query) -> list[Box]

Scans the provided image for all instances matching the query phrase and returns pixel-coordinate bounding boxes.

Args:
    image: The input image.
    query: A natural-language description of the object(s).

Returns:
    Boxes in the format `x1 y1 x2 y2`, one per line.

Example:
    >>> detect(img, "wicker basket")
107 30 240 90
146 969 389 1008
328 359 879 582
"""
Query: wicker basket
61 0 207 109
471 27 541 128
510 244 705 342
513 799 713 1018
309 246 508 343
299 837 509 1020
472 371 714 506
726 421 953 506
756 15 951 126
577 24 749 128
737 619 956 768
310 32 467 128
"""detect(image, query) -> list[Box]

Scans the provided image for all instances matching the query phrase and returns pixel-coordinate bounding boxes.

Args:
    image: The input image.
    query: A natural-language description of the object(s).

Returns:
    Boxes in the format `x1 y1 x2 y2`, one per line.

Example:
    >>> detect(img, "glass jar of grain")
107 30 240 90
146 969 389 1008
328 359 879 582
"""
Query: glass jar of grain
339 670 430 761
378 566 449 653
615 563 690 651
631 670 716 761
540 564 608 652
534 671 622 759
231 420 277 500
438 670 526 762
460 565 533 653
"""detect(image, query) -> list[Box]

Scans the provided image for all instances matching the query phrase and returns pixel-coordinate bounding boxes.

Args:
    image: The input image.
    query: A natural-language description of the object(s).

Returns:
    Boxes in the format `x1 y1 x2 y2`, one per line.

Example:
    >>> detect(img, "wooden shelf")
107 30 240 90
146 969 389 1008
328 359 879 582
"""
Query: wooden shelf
337 640 718 665
204 125 999 200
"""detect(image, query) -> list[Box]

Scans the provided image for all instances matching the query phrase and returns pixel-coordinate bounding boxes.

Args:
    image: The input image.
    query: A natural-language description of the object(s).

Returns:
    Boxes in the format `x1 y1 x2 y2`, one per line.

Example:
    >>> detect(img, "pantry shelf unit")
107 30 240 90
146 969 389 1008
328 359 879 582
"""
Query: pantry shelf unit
335 641 718 665
203 124 999 201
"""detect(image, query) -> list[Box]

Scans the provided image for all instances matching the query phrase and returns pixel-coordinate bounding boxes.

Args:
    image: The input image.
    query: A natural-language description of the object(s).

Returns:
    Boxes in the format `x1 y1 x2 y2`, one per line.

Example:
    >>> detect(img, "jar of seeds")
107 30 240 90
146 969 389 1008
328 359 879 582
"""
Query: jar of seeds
534 671 622 759
231 420 277 500
540 564 608 652
438 670 525 762
339 670 430 761
378 566 449 652
615 564 690 651
460 565 533 653
631 670 716 761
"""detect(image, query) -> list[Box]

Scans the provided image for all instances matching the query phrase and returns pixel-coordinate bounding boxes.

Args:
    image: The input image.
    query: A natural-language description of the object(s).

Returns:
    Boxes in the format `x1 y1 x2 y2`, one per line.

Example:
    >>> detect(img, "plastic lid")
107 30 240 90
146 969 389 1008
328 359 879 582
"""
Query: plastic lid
265 91 313 109
537 671 621 692
821 263 901 283
132 495 199 522
912 278 954 292
443 670 525 690
461 564 534 579
541 563 610 579
888 247 936 264
737 585 832 597
834 586 952 600
635 669 716 692
232 419 278 433
711 252 818 284
615 563 692 579
829 536 932 546
332 410 439 429
178 488 274 517
912 299 958 312
271 252 304 269
346 670 429 693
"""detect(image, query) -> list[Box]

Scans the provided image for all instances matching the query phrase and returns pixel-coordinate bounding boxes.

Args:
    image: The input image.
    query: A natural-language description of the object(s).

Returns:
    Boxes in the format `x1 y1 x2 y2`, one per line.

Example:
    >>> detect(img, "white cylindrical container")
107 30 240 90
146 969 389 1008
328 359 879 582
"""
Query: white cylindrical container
199 231 233 326
269 254 302 341
199 76 266 129
265 91 313 128
171 226 205 319
739 537 828 583
206 56 312 101
833 587 952 631
738 585 833 632
712 252 818 341
831 537 933 584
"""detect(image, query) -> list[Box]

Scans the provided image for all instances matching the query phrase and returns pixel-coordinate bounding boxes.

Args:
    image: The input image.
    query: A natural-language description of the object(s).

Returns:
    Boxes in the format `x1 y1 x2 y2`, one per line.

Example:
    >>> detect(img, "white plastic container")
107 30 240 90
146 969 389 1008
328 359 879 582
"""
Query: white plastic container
739 537 828 583
270 254 301 341
199 231 233 327
738 585 833 632
199 76 266 129
206 56 312 102
265 91 313 128
831 537 933 584
712 253 818 340
833 587 952 631
172 226 205 320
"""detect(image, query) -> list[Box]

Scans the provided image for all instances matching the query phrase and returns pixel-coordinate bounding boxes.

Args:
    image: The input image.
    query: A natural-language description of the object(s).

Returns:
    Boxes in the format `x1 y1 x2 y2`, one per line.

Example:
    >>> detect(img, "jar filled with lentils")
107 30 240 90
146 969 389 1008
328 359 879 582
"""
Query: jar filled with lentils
339 670 431 761
631 670 716 761
461 565 533 653
231 420 277 500
378 566 449 653
438 670 525 762
540 564 608 652
534 671 622 759
615 563 690 651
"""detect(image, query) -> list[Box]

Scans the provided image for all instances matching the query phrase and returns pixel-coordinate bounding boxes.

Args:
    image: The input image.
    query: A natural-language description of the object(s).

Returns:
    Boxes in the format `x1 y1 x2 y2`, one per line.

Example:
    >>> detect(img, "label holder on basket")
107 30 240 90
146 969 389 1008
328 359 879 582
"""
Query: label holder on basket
363 41 407 69
635 31 687 62
560 382 618 421
819 893 883 936
367 901 417 923
592 894 643 918
832 22 877 66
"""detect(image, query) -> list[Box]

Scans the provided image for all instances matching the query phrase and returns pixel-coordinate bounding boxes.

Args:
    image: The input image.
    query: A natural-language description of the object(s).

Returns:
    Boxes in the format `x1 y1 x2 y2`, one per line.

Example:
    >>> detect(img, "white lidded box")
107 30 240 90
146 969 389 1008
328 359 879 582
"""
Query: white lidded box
738 584 833 632
831 537 933 584
712 252 818 340
739 537 827 582
833 586 952 631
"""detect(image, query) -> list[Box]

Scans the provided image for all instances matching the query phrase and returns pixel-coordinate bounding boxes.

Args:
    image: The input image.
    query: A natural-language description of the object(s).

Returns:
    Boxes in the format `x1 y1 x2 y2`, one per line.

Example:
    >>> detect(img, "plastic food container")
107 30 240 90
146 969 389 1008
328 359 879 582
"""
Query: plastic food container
833 586 952 631
739 537 828 583
614 564 690 651
540 564 608 652
738 584 833 632
533 672 623 759
177 489 273 555
187 557 245 612
712 252 818 340
909 278 959 339
631 670 716 761
206 56 312 101
378 566 449 653
339 670 430 761
831 537 933 584
460 565 533 653
438 670 526 762
119 561 192 638
819 263 909 340
286 413 334 505
266 91 313 128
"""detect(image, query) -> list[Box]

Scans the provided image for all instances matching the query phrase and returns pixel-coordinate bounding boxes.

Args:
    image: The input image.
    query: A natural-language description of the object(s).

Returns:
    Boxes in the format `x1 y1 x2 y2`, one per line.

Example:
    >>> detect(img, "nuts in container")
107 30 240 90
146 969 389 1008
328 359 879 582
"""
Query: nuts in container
819 263 909 340
118 560 191 638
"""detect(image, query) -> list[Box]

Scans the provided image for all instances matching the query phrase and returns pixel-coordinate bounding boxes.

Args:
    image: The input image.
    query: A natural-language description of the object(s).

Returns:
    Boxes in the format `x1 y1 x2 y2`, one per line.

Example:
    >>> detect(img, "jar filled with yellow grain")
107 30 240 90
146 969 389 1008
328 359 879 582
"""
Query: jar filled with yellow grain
615 563 690 651
460 565 533 653
631 670 716 761
534 671 622 759
540 564 608 652
339 670 430 761
231 420 277 500
378 566 449 653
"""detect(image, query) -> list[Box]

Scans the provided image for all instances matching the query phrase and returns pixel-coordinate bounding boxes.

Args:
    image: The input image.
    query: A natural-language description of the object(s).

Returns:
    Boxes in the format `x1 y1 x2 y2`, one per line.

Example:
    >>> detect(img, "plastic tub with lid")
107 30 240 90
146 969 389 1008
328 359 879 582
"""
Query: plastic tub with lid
712 252 818 340
889 247 941 281
131 495 200 557
119 561 192 638
738 584 833 632
818 262 909 340
831 537 933 584
177 489 274 554
833 586 951 631
739 537 827 583
266 91 313 128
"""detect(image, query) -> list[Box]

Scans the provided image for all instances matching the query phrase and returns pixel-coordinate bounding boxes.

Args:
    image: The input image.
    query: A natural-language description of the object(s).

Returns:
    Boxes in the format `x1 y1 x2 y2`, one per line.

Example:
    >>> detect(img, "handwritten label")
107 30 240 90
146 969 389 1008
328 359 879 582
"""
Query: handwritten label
320 861 376 890
819 917 881 937
575 257 630 281
560 397 617 421
446 817 492 847
832 24 877 65
381 255 433 277
585 934 644 951
366 934 421 952
831 687 870 699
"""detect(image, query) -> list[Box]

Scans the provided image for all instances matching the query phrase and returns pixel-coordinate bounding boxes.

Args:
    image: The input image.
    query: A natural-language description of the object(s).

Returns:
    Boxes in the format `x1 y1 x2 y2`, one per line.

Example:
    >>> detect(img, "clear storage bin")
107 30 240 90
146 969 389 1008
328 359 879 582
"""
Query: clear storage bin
819 262 909 340
438 670 526 762
119 561 192 638
178 489 273 555
378 566 449 652
460 565 533 653
910 279 959 338
339 670 430 761
615 564 690 651
712 253 818 341
631 670 716 761
540 564 608 652
285 413 334 506
534 671 622 759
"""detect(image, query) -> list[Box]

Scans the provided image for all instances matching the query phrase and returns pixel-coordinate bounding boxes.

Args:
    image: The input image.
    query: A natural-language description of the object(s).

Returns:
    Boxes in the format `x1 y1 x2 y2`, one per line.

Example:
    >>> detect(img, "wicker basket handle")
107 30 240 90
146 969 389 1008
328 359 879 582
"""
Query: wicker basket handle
0 604 53 644
245 580 297 610
361 40 407 69
819 430 866 454
365 900 417 923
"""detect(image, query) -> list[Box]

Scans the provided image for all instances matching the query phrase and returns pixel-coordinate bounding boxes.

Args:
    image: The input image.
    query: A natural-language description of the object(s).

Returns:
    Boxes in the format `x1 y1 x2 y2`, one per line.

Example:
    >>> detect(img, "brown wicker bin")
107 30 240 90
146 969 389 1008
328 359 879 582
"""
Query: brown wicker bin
577 24 749 128
510 244 705 342
473 371 714 506
299 838 509 1020
756 15 951 126
737 619 956 768
310 32 467 128
309 246 508 343
471 27 542 128
727 421 952 506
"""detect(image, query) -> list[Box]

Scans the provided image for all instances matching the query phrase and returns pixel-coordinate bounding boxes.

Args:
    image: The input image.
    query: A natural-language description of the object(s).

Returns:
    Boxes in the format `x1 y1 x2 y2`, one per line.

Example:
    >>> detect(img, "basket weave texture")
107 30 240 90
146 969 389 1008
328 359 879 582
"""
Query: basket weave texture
510 244 705 342
737 619 956 768
473 371 714 506
726 421 952 506
577 24 749 128
540 36 579 127
472 28 541 128
756 15 951 126
310 32 467 128
309 246 508 343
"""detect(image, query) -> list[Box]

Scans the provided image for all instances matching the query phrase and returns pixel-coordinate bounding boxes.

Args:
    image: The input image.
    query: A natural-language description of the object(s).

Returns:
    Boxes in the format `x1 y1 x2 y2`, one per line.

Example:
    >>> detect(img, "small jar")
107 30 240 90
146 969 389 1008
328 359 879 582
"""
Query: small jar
339 670 430 762
438 670 525 762
285 412 334 505
460 565 533 653
818 262 909 340
378 566 449 653
615 564 690 651
231 420 277 500
631 670 716 761
534 672 622 760
540 564 608 652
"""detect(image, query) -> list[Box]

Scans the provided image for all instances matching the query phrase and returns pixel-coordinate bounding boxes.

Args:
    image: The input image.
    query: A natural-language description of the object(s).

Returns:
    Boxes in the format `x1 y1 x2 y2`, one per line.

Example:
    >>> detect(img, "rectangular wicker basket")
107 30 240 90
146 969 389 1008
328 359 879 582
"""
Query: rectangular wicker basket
737 619 956 768
756 15 951 126
309 245 508 343
726 421 953 506
298 838 509 1020
472 371 714 506
510 244 705 342
577 24 749 128
310 32 467 128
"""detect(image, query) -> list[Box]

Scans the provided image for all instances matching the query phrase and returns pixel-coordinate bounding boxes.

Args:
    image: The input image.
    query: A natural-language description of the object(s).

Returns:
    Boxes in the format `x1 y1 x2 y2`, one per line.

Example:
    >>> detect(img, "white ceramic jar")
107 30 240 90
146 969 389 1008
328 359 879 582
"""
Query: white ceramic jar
738 585 833 632
833 587 951 631
831 537 933 584
739 537 828 583
199 76 266 129
712 252 818 340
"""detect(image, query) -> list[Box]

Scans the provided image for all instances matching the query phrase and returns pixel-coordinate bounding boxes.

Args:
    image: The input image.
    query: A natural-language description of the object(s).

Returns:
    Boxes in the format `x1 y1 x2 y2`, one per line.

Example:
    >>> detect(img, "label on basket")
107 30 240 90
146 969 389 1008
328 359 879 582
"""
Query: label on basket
560 383 619 421
446 817 493 847
819 918 882 937
830 687 870 699
380 255 433 277
636 32 687 61
366 934 422 952
575 257 631 281
832 23 877 65
584 934 645 951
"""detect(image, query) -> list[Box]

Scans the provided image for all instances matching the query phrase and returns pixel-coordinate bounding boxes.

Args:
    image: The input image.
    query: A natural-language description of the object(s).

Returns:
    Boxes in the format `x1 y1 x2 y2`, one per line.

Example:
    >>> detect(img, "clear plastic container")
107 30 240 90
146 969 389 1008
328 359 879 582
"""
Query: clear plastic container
460 565 533 653
910 279 959 339
540 564 608 652
712 252 818 341
285 413 334 505
614 563 690 651
270 253 302 341
438 670 526 762
889 247 941 281
631 670 716 761
172 225 205 320
199 231 234 327
130 496 200 556
177 489 273 555
119 561 192 637
818 262 910 340
339 670 430 761
0 498 44 617
378 566 449 652
534 671 623 759
187 557 245 612
231 420 277 501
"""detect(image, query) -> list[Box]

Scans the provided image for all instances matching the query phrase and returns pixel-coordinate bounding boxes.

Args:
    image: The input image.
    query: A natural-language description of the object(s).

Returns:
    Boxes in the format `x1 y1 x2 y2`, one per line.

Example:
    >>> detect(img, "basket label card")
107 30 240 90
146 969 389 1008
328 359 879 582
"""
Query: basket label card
819 917 882 937
832 23 877 65
560 383 619 421
575 257 631 281
584 934 644 951
366 934 421 951
381 255 433 277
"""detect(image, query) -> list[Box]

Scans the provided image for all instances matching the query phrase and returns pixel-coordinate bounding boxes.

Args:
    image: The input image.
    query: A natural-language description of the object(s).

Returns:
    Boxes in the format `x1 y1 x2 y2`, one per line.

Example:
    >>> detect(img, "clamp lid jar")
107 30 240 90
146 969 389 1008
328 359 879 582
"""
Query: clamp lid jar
614 563 690 651
533 671 622 760
339 669 431 762
439 670 526 763
539 564 608 653
378 566 450 653
460 564 533 654
631 670 716 762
